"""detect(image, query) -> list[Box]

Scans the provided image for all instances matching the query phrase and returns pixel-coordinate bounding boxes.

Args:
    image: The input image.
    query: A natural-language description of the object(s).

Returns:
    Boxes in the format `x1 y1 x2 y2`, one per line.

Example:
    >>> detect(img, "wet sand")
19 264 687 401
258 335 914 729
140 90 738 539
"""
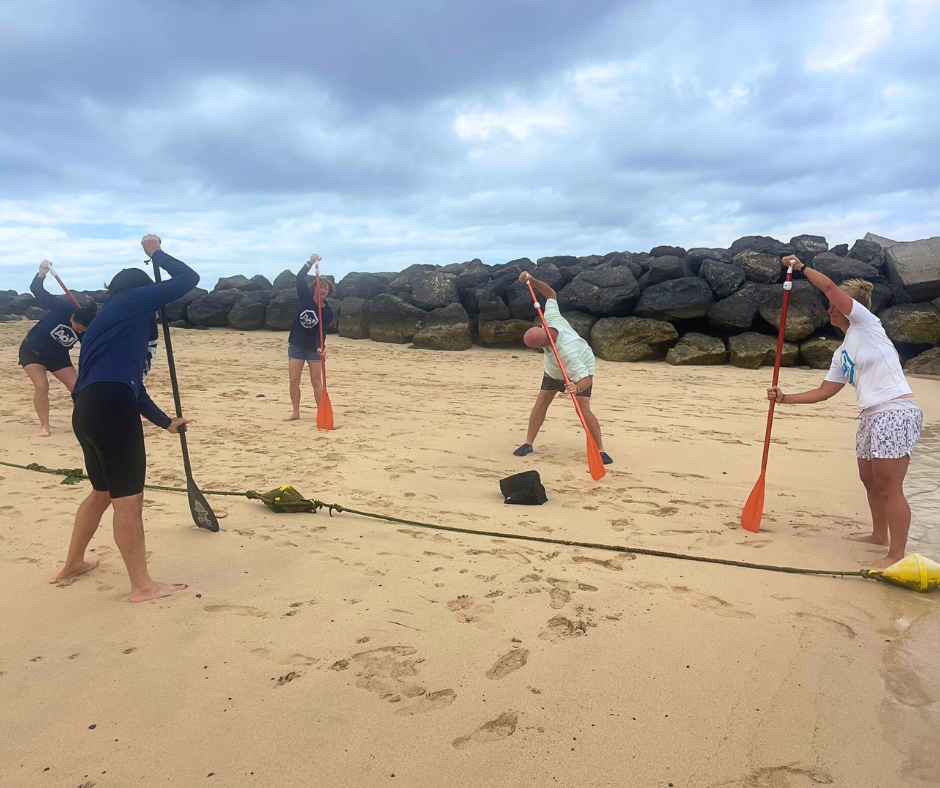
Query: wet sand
1 322 938 787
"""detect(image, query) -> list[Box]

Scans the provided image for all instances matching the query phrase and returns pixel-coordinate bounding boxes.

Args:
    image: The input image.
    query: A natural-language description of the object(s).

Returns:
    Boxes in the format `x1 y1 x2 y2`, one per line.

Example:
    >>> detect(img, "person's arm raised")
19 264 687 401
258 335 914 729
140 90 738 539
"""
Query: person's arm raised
783 254 855 316
519 271 556 301
30 261 64 310
767 379 844 405
136 236 200 310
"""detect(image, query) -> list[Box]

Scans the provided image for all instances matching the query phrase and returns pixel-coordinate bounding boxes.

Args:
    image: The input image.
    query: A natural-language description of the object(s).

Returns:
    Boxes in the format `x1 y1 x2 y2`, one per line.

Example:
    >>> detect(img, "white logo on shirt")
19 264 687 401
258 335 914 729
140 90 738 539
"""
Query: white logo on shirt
49 324 78 348
299 309 319 330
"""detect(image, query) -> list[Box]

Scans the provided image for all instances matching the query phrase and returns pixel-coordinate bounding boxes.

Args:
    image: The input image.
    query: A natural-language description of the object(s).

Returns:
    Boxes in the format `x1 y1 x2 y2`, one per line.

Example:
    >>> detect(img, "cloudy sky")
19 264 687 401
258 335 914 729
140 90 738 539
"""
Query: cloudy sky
1 0 938 291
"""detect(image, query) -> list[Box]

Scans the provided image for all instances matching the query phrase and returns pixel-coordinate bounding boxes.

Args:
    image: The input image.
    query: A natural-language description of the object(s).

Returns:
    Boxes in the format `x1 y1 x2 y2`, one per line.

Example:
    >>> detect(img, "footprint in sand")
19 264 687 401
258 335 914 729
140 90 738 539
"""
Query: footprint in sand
344 646 427 703
669 587 754 619
204 604 268 618
274 671 298 687
794 612 856 640
446 595 493 627
394 689 457 716
572 554 633 571
538 616 592 642
549 588 570 609
452 712 518 749
486 649 529 680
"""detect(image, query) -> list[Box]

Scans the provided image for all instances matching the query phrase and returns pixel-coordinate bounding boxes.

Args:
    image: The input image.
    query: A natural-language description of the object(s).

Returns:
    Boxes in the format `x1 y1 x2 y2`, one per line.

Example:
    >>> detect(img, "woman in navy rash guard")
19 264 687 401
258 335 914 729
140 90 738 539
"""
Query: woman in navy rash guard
284 252 334 422
18 259 98 437
53 235 198 603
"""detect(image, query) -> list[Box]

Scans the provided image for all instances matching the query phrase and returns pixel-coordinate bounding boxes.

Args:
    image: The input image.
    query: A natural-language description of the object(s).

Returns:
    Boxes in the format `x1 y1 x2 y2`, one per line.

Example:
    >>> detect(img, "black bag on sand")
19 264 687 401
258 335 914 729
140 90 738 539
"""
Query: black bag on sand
500 470 548 505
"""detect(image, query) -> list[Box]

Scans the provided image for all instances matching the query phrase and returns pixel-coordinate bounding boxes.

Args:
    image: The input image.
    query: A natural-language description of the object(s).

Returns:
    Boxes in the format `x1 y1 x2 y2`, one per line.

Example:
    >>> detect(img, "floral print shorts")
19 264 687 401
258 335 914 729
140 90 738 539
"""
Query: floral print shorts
856 408 923 460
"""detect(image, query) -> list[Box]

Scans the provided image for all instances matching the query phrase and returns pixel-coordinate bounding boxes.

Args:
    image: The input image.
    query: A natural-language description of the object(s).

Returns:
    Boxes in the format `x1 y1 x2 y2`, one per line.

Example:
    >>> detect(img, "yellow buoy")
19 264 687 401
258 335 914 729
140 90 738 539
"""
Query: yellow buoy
865 553 940 593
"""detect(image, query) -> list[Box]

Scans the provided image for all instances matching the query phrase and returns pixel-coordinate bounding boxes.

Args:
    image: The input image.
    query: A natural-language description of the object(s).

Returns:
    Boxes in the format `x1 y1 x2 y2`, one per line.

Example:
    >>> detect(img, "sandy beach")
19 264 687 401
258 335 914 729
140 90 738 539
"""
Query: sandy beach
1 321 938 788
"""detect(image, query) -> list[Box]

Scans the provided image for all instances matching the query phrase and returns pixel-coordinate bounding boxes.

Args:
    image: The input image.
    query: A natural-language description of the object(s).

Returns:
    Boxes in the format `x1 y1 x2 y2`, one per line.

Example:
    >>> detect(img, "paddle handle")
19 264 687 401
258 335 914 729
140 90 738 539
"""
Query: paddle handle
48 267 82 309
315 262 327 388
758 264 795 471
526 281 592 435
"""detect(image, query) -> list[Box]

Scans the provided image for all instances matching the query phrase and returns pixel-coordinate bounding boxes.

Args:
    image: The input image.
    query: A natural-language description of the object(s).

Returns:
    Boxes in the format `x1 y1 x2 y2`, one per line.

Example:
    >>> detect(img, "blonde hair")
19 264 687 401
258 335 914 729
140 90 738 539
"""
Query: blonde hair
840 278 874 309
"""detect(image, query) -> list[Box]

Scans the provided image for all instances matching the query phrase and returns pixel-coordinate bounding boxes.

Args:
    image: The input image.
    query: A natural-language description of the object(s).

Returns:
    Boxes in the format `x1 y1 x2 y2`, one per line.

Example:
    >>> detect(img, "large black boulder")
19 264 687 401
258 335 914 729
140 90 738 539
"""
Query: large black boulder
338 297 371 339
758 280 830 341
809 253 879 284
369 294 427 343
228 298 266 330
557 267 641 317
164 287 208 322
700 260 745 299
638 256 688 289
413 303 472 351
634 277 713 321
336 272 391 301
848 239 884 267
272 269 297 291
650 245 687 259
250 274 273 291
730 235 795 257
0 294 38 316
390 264 437 296
687 248 733 273
707 283 776 332
477 292 511 324
213 274 252 292
188 290 245 327
455 259 491 297
830 244 849 257
734 250 781 284
265 289 301 330
536 255 579 268
789 234 828 253
410 270 458 310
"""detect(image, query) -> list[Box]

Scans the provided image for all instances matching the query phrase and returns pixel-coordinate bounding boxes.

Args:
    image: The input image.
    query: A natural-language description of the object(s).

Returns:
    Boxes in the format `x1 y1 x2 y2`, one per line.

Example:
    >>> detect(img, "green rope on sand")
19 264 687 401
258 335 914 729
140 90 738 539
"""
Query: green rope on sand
0 459 871 581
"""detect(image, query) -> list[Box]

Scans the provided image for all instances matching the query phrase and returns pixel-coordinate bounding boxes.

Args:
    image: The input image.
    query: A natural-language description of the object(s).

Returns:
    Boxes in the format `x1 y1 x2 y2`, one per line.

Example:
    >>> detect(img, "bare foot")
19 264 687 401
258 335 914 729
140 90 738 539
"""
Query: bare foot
846 533 890 545
39 426 51 438
863 556 903 570
283 412 300 422
52 559 98 583
131 582 187 603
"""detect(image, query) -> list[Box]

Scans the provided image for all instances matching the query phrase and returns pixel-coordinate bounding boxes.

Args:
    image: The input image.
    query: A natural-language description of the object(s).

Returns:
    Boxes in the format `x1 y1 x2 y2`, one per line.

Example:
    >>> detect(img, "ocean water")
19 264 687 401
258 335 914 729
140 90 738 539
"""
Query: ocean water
907 424 940 561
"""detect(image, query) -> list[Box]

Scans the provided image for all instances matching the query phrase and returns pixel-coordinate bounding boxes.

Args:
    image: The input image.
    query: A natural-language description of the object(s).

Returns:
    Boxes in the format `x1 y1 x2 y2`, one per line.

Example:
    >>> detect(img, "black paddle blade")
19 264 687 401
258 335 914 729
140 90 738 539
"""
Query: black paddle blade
187 478 219 532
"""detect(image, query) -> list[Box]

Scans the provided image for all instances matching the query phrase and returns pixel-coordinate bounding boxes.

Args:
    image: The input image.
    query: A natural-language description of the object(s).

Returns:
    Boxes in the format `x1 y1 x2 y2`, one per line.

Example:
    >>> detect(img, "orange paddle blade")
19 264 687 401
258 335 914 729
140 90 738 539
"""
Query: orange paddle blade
586 433 606 481
741 473 765 532
317 390 334 431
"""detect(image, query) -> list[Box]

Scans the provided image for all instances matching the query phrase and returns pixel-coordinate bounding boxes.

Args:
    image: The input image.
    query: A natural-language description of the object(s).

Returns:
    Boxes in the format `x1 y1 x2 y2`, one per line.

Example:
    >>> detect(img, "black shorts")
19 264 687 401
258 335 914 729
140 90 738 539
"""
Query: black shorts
72 382 146 499
541 373 593 397
19 341 73 373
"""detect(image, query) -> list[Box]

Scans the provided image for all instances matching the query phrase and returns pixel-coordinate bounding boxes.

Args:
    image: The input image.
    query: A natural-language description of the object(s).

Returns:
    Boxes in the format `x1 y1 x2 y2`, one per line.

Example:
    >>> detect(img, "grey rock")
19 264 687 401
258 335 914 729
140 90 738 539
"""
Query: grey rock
848 239 884 266
871 283 893 313
905 347 940 376
338 297 371 339
557 267 641 317
729 332 799 369
336 272 391 301
884 236 940 301
687 248 733 273
477 292 512 324
164 287 207 322
272 269 297 291
413 303 472 351
734 249 781 284
634 277 713 321
800 337 843 370
730 235 795 257
390 264 437 296
265 289 301 330
810 253 879 284
888 284 913 306
880 303 940 346
758 280 830 341
563 311 597 340
700 260 746 299
830 244 849 257
478 319 533 346
0 293 38 316
707 283 776 332
536 255 579 268
410 270 458 310
188 290 246 327
789 234 828 253
455 259 491 297
250 274 273 290
213 274 252 292
590 317 678 361
326 297 341 332
638 256 687 289
863 232 899 247
228 298 266 330
666 333 727 366
369 294 427 343
600 251 635 267
650 245 687 258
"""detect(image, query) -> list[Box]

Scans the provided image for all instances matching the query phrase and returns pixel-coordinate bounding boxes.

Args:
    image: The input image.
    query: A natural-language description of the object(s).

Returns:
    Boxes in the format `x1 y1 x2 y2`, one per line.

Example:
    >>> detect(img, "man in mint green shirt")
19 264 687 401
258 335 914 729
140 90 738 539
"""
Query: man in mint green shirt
513 272 612 464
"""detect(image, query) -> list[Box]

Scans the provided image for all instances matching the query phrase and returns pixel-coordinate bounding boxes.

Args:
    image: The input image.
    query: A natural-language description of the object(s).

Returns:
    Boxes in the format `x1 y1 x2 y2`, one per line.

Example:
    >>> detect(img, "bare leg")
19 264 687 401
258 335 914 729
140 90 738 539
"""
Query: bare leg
576 396 605 452
53 489 111 582
284 357 305 420
847 459 890 545
309 360 325 407
864 456 912 569
51 365 78 393
525 390 557 446
24 364 51 436
111 494 186 602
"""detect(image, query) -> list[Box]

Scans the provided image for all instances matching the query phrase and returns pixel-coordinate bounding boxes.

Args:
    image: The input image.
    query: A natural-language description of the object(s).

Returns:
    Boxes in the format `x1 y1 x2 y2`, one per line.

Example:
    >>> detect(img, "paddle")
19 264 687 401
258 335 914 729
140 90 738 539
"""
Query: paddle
526 280 606 481
741 261 795 533
314 262 334 430
149 256 220 532
48 267 81 309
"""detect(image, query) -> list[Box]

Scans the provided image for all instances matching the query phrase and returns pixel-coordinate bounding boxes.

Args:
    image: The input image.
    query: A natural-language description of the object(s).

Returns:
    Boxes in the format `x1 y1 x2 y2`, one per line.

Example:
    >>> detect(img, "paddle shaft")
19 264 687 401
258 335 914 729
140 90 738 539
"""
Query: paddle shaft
48 268 81 309
758 264 795 472
526 281 593 436
315 263 327 388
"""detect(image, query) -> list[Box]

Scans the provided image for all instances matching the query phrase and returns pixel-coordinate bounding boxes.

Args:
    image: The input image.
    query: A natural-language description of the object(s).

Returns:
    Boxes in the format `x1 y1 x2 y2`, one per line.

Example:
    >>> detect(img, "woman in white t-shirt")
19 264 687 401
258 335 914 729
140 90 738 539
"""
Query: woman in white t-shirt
767 255 922 569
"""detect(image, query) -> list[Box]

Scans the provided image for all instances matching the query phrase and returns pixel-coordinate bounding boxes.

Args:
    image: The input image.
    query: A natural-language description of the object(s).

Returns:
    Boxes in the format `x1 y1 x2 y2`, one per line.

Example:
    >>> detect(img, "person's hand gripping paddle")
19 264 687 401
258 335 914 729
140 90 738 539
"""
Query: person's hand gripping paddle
741 259 796 532
147 241 220 532
44 262 81 308
314 260 334 430
526 280 606 481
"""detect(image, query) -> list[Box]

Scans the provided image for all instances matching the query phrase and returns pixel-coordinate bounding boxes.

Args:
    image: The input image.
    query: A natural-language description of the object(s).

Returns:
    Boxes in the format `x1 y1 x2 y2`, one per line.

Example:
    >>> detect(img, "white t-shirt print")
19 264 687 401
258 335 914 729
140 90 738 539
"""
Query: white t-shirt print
542 299 596 382
824 300 912 411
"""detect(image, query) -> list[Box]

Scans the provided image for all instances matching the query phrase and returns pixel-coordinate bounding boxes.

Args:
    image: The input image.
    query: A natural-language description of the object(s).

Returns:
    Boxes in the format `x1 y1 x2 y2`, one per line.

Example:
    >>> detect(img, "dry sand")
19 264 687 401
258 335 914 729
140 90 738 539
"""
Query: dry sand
1 321 938 787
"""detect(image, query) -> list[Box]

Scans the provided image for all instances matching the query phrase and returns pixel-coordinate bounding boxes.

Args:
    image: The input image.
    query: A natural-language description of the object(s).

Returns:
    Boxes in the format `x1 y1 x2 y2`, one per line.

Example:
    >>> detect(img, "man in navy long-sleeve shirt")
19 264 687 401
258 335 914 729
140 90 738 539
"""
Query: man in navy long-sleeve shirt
18 260 98 436
54 235 199 603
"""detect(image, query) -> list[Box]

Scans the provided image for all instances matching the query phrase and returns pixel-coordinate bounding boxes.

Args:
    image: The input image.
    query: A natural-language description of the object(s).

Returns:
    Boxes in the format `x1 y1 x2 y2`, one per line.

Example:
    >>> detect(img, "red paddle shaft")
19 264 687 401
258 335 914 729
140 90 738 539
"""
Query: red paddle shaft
49 268 81 309
315 263 327 388
758 263 795 472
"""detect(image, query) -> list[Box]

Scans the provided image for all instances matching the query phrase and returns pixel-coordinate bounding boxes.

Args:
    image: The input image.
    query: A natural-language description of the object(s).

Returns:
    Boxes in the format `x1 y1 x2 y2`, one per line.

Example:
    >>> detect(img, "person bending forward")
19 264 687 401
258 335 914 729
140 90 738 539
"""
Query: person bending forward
18 260 98 436
767 255 923 569
513 271 612 464
284 252 334 421
53 235 197 602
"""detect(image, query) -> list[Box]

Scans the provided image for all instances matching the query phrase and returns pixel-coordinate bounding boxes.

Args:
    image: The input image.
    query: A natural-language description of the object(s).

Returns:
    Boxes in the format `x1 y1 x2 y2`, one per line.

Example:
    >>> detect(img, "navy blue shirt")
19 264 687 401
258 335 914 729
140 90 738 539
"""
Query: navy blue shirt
73 250 199 428
288 263 333 351
23 276 80 361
